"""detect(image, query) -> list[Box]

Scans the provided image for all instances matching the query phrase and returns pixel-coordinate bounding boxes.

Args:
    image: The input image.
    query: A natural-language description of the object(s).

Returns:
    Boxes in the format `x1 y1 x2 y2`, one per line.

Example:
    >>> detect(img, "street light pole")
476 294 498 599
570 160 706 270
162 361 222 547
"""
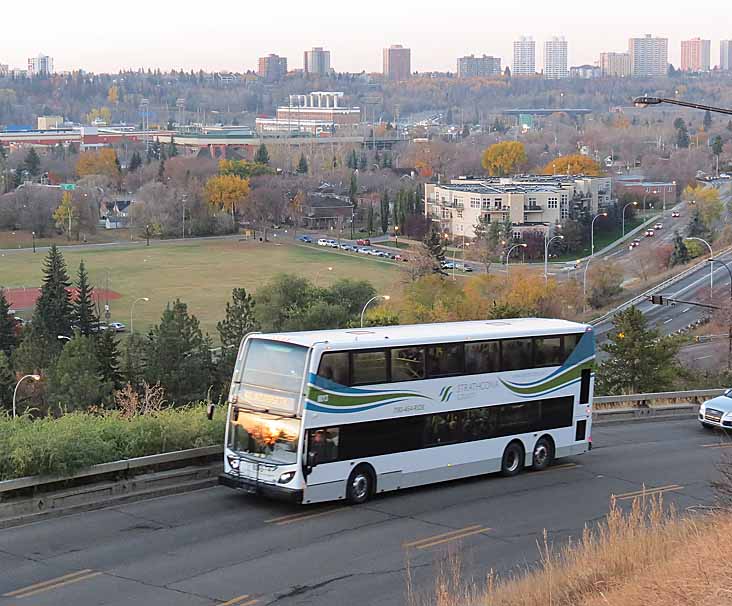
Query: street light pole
31 231 36 253
544 234 564 284
634 96 732 116
360 295 390 328
708 257 732 370
505 243 527 271
591 212 608 256
622 201 638 237
130 297 150 335
687 237 714 300
13 374 40 419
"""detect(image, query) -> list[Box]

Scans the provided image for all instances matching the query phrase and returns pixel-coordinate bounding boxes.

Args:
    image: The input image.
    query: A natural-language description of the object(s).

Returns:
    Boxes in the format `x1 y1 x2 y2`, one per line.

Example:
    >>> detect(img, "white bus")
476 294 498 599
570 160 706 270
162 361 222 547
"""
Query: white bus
216 319 595 504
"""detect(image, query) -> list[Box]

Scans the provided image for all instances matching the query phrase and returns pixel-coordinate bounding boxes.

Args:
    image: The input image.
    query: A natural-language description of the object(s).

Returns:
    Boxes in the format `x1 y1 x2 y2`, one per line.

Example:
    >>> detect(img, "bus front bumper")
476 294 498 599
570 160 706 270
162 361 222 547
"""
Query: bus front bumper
218 472 303 503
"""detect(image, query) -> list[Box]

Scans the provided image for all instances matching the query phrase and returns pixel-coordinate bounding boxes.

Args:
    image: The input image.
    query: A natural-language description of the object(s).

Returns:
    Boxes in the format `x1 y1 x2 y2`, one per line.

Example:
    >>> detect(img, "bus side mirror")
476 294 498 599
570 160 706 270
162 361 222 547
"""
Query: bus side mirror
206 403 215 421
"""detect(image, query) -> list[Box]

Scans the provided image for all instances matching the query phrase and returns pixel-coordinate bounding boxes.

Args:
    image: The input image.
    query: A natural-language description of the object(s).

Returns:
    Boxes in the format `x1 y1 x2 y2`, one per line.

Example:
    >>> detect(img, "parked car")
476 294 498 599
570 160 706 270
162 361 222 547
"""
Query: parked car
297 235 313 243
326 239 338 248
356 238 371 246
633 238 641 245
339 243 350 250
108 322 127 332
671 211 680 218
689 199 697 205
645 229 655 237
317 238 328 246
653 223 663 230
462 264 473 272
699 389 732 430
357 247 371 254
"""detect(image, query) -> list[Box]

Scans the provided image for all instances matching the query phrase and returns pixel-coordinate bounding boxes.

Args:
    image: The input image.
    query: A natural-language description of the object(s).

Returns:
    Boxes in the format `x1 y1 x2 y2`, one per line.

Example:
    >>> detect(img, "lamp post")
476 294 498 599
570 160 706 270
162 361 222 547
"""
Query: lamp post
544 234 564 283
505 243 527 271
360 295 390 327
591 212 608 256
708 257 732 369
642 190 656 218
130 297 150 335
394 225 399 249
582 257 593 312
634 95 732 116
622 201 638 237
687 237 714 299
57 335 71 342
31 231 36 253
314 266 333 285
13 374 40 419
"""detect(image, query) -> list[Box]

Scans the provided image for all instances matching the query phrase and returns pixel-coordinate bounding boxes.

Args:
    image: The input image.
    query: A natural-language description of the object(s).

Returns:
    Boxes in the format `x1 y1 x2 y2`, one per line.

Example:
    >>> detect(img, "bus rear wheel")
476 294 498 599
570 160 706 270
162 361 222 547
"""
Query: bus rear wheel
500 442 524 477
346 466 374 504
531 436 554 471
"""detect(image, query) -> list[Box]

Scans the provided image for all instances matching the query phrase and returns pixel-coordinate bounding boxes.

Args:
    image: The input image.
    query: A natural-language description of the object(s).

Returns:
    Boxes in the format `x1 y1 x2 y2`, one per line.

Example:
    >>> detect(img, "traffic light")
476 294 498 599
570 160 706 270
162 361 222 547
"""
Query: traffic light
650 295 665 305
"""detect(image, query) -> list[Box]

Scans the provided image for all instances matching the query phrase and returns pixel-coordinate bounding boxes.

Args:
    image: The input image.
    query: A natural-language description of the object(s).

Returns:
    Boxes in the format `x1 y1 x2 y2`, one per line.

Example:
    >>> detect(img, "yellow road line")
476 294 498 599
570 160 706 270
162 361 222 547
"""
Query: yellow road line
613 484 683 501
540 463 579 472
3 569 95 598
266 508 341 526
219 594 259 606
415 527 491 550
12 572 102 599
702 442 732 449
403 524 489 550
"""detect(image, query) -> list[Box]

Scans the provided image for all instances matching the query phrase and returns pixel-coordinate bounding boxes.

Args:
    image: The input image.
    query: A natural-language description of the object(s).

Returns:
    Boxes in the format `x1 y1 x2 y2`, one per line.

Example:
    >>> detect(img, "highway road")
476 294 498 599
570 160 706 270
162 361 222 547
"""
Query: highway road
0 419 727 606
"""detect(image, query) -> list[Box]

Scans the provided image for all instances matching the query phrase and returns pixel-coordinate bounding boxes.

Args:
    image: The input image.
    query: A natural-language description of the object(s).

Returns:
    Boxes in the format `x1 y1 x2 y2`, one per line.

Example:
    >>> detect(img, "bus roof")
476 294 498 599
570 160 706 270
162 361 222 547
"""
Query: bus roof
253 318 590 349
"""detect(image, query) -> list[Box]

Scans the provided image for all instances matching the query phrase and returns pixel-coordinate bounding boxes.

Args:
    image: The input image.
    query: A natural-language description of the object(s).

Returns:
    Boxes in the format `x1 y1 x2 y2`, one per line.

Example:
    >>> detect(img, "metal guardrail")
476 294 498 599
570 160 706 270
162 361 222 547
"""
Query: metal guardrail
0 445 221 496
594 388 724 408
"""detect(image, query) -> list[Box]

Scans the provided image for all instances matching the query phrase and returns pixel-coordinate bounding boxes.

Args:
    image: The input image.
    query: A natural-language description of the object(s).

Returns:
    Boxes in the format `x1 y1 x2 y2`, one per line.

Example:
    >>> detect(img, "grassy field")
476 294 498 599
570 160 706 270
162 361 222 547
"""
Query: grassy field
1 239 401 337
0 228 133 249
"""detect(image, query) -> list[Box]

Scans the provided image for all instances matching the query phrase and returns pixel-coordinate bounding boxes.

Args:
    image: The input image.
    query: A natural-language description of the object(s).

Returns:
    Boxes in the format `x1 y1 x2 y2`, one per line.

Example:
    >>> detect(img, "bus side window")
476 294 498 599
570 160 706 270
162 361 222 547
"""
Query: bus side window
534 336 563 367
502 338 533 371
308 428 340 464
318 352 350 385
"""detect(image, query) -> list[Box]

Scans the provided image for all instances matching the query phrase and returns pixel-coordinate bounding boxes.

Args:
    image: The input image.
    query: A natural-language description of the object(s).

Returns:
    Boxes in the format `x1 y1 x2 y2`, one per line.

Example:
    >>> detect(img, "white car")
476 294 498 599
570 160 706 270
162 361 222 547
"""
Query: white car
317 238 328 246
327 240 338 247
108 322 126 332
357 247 371 254
339 243 350 250
699 389 732 430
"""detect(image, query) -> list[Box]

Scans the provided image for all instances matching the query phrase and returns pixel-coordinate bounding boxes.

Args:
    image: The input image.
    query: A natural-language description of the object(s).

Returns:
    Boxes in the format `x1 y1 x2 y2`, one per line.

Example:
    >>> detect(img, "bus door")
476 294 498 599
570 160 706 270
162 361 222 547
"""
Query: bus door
302 428 348 503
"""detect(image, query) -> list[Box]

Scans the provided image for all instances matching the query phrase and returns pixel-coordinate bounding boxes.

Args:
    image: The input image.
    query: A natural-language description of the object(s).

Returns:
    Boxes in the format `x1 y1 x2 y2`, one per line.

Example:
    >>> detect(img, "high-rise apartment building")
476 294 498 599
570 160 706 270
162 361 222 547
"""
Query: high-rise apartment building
599 52 631 77
544 37 568 79
457 54 501 78
513 36 536 76
383 45 411 80
257 54 288 82
680 38 711 71
628 35 668 77
303 47 331 76
0 64 8 78
721 40 732 70
27 54 53 77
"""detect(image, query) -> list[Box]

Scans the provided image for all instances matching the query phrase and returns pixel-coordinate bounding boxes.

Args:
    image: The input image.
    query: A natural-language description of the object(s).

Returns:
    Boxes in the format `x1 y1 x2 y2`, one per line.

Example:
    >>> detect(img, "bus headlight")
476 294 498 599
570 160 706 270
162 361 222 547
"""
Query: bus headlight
227 456 240 470
278 471 296 484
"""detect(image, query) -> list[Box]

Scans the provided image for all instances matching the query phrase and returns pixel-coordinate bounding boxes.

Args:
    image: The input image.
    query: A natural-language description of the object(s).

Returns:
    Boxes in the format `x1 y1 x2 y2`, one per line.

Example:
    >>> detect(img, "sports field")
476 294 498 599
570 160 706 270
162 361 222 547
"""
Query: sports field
1 238 401 336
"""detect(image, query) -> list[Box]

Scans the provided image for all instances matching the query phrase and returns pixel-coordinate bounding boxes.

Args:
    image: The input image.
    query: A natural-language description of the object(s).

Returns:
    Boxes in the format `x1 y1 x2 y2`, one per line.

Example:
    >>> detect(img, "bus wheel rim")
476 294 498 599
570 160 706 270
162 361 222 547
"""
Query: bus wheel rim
507 450 519 471
534 444 548 465
352 475 368 499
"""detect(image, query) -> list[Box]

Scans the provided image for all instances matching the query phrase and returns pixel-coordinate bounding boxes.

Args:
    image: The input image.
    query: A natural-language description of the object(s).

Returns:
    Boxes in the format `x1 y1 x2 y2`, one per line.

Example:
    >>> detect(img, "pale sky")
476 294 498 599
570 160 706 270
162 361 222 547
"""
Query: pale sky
2 0 730 73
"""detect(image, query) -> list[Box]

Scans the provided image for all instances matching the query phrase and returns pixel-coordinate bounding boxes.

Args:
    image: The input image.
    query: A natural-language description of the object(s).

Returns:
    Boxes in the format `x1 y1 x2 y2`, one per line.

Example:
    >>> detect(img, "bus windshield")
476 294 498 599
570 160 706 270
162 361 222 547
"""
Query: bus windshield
229 411 300 464
233 339 309 413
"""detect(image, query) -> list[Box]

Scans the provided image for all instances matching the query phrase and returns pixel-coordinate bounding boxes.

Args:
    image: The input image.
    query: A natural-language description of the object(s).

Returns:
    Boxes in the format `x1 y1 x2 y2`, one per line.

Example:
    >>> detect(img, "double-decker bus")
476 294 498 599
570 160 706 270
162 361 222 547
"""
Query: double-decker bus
216 319 595 504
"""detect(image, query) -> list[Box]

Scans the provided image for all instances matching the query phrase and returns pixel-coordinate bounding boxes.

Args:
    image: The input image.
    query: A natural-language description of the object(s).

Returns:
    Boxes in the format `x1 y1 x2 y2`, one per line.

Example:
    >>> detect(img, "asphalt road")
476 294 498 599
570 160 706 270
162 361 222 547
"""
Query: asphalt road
0 419 727 606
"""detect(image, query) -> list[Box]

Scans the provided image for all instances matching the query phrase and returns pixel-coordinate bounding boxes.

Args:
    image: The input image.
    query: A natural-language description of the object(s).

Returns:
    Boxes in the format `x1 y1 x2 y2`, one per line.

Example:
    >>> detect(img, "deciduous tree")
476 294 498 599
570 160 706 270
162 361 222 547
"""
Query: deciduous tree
0 289 18 357
204 174 250 230
543 154 601 176
76 148 121 183
481 141 527 176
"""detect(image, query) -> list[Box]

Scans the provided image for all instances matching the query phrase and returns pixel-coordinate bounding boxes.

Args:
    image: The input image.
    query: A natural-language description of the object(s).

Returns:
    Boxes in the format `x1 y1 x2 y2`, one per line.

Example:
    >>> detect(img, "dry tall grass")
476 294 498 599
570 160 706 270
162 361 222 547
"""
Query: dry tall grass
413 496 729 606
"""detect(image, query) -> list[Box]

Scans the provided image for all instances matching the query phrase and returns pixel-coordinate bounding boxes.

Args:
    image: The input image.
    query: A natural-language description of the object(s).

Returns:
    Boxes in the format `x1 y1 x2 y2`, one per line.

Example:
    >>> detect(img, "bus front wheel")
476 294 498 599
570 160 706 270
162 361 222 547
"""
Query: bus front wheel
346 465 374 504
531 436 554 471
500 442 524 477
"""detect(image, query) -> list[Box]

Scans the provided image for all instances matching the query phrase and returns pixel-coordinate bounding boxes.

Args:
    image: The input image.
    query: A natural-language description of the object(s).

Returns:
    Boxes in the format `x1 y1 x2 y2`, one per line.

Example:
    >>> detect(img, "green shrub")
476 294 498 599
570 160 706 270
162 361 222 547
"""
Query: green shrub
0 405 226 481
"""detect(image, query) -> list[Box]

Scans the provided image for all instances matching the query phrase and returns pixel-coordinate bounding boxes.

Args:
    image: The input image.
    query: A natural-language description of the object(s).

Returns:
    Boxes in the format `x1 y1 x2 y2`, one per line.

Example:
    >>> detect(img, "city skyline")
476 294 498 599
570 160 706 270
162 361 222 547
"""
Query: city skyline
2 0 731 73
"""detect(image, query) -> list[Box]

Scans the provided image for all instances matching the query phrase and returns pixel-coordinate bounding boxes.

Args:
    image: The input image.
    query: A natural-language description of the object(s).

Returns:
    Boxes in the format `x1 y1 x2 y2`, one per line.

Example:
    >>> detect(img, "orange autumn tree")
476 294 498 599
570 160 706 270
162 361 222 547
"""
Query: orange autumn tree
543 154 602 176
481 141 527 176
204 174 250 230
76 148 121 183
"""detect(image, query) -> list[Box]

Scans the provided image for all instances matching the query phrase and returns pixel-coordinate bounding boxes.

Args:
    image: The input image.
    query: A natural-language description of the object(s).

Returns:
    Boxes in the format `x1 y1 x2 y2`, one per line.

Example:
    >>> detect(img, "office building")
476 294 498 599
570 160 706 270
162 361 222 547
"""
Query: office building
303 47 331 76
457 54 501 78
383 45 411 80
570 65 600 79
680 38 711 71
722 40 732 70
599 52 631 77
513 36 536 76
629 35 668 77
544 37 568 79
425 175 611 240
0 64 8 77
257 54 287 82
255 91 361 135
27 54 53 77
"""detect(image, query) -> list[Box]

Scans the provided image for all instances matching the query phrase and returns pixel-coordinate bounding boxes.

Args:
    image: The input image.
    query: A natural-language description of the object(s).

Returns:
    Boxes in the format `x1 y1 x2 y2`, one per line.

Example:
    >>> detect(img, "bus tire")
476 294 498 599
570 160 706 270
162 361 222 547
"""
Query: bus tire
346 465 374 504
500 442 524 477
531 436 554 471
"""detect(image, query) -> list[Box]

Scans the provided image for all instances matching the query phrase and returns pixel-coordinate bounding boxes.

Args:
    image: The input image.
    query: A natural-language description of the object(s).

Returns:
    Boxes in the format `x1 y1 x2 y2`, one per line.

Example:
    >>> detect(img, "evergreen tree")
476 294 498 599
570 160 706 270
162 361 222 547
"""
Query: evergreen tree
23 148 41 177
296 153 308 174
216 288 257 384
168 138 179 158
687 208 708 237
673 118 686 131
32 245 73 343
128 150 142 172
712 135 724 157
254 143 270 165
0 289 18 357
47 334 112 411
704 109 712 131
157 159 166 182
596 306 681 395
145 300 213 402
121 334 147 389
727 120 732 132
676 126 690 149
380 191 389 234
0 351 14 413
669 230 690 267
96 328 122 389
423 224 447 275
359 151 367 171
462 124 471 138
72 261 98 336
367 204 375 236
